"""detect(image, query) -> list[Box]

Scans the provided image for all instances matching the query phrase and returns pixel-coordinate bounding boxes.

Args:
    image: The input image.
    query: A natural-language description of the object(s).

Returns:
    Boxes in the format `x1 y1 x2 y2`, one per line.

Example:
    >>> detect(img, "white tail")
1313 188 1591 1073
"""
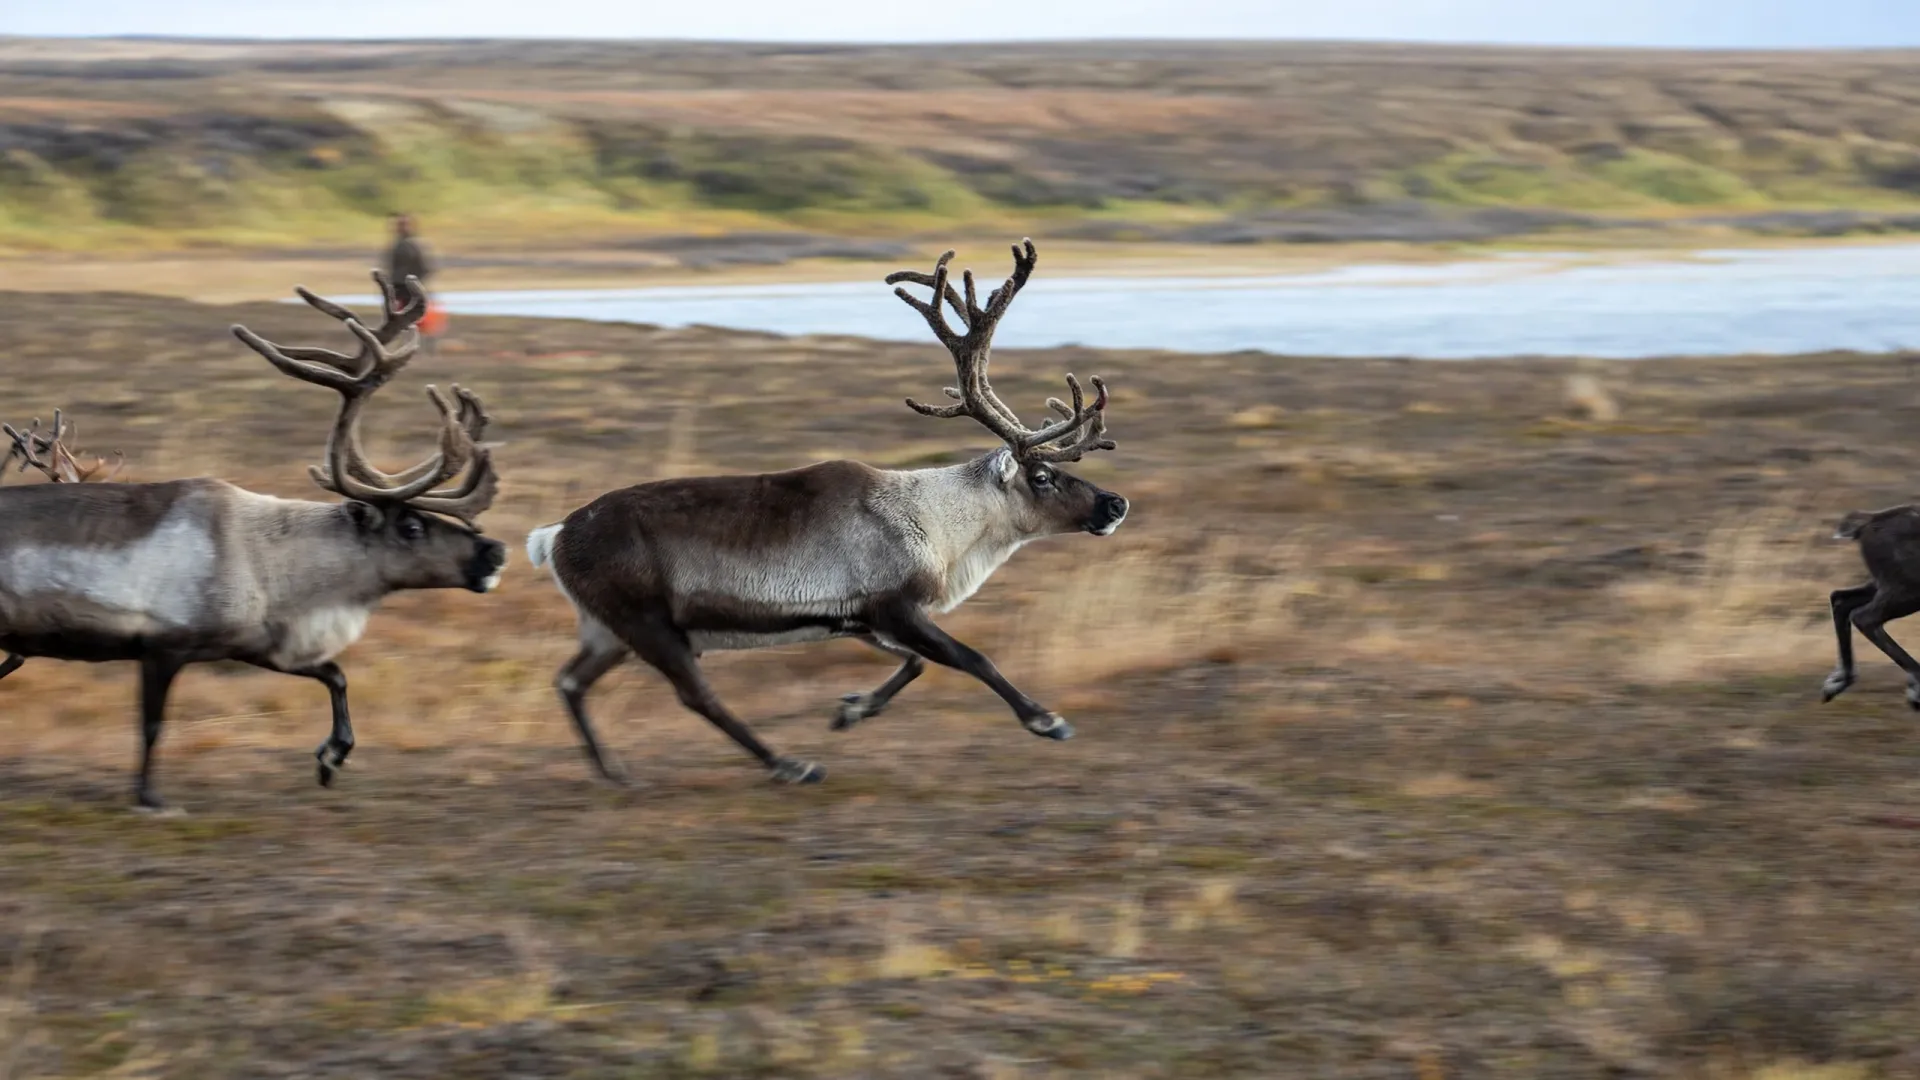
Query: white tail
526 523 564 569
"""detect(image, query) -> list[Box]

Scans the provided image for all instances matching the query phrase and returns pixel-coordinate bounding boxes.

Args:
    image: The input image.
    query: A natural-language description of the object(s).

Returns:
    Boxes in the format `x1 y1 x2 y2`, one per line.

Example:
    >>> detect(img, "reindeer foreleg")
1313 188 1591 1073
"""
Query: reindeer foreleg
869 604 1073 741
833 635 927 731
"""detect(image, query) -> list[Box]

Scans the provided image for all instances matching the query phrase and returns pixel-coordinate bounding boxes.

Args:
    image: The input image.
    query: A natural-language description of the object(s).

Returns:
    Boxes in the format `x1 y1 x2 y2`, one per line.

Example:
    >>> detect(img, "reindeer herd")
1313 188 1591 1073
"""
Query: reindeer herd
13 236 1920 813
0 239 1129 810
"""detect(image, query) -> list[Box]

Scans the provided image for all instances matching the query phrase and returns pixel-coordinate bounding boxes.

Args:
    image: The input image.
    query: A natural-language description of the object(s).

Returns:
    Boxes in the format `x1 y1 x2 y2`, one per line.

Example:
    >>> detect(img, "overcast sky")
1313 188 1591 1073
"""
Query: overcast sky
5 0 1920 49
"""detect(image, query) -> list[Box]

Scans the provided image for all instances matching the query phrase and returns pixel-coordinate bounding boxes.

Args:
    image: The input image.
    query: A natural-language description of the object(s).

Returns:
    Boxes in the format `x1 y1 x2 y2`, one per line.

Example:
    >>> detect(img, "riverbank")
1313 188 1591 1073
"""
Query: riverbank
7 228 1920 305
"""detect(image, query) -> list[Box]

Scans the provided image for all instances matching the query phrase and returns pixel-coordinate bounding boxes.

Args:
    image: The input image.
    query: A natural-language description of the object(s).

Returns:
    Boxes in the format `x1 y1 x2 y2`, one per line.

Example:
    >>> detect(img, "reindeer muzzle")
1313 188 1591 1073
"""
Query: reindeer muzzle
467 537 509 593
1087 493 1129 537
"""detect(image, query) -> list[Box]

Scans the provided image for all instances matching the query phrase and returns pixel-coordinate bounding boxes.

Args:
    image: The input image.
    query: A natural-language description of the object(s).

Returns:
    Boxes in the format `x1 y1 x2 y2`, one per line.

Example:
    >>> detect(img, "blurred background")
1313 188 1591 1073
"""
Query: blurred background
7 4 1920 1079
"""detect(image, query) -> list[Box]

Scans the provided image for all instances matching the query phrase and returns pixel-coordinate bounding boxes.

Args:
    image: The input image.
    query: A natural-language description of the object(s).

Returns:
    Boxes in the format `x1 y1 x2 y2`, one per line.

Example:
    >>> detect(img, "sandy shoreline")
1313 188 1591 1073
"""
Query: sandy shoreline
4 231 1916 306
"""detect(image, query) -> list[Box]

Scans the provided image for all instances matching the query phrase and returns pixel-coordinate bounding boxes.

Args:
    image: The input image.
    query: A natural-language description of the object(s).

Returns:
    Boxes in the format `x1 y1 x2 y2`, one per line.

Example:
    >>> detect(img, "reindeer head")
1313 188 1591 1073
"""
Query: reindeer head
889 239 1128 539
232 271 509 594
2 410 124 484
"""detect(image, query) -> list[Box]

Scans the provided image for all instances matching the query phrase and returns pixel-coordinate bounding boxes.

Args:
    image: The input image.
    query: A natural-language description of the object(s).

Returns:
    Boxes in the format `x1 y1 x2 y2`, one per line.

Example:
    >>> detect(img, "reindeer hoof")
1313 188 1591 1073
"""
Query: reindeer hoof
314 745 347 788
1023 713 1075 741
771 758 826 784
132 797 183 817
833 693 875 731
1822 671 1855 703
1906 683 1920 712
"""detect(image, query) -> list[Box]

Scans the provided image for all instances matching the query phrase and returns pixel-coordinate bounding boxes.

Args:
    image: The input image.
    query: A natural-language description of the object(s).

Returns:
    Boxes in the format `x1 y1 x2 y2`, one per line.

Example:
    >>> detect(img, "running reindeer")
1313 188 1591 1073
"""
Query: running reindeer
527 239 1129 785
1822 505 1920 709
0 273 508 809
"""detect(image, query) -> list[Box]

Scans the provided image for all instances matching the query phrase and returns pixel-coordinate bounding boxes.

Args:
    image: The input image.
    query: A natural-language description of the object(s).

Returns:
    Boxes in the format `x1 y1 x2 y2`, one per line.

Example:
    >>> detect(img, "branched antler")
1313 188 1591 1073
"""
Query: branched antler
230 270 499 527
888 239 1116 464
3 409 125 484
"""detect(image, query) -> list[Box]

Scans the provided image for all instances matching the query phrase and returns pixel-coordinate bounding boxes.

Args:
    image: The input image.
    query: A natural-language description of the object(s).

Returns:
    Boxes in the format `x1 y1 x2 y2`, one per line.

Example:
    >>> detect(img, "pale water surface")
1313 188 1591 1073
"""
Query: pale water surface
346 243 1920 360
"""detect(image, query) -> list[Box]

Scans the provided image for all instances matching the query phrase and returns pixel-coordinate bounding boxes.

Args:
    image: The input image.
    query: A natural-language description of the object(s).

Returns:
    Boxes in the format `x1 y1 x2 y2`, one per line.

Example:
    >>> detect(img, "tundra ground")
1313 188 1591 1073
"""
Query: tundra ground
2 289 1919 1078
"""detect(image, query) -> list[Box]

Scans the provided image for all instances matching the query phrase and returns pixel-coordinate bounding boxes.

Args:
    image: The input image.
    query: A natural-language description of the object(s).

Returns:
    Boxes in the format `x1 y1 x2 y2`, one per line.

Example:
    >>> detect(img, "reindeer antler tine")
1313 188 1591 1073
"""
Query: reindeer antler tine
439 385 491 446
929 254 954 330
891 285 945 326
370 268 398 312
905 396 970 419
295 285 359 324
232 324 363 391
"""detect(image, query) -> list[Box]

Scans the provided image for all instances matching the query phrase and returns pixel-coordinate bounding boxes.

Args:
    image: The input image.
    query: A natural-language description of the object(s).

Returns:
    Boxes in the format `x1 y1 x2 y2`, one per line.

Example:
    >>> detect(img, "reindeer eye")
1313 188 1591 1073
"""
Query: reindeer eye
398 516 426 541
1030 468 1054 489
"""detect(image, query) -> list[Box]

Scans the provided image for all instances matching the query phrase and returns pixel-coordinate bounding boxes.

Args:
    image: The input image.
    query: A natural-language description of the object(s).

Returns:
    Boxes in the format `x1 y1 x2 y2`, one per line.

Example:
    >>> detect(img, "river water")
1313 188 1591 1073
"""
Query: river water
382 242 1920 360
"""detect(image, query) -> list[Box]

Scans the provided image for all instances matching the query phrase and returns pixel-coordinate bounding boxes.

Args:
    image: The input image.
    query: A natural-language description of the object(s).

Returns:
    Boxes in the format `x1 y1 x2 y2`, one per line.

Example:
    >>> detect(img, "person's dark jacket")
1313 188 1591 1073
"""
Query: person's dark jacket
386 236 433 287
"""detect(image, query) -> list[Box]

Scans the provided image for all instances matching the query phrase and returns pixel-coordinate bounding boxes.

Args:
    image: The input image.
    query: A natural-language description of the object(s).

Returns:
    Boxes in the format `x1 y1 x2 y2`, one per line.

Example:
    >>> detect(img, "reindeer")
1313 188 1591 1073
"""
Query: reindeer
4 409 124 485
1 410 125 683
0 273 507 809
526 239 1129 785
1821 505 1920 708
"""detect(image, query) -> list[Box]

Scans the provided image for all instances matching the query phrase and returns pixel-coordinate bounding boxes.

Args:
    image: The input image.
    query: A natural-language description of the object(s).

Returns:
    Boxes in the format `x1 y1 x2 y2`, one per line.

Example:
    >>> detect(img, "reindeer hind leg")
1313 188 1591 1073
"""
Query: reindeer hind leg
833 635 926 731
1824 583 1876 702
1851 589 1920 709
556 615 634 785
621 611 822 784
0 653 23 681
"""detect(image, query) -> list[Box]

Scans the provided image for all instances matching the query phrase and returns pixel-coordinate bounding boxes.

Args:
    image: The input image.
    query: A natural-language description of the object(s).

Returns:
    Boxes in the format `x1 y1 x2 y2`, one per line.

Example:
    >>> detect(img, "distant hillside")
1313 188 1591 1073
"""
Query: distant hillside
7 38 1920 250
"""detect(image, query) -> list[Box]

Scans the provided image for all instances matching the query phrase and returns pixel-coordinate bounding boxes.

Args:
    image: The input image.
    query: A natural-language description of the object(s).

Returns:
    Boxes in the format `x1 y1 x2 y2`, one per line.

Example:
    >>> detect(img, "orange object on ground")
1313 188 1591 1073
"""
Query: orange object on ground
419 301 449 337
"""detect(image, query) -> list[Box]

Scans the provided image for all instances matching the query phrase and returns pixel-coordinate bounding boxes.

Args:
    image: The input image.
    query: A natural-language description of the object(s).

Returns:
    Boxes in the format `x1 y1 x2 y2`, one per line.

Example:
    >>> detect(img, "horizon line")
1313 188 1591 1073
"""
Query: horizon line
4 33 1920 54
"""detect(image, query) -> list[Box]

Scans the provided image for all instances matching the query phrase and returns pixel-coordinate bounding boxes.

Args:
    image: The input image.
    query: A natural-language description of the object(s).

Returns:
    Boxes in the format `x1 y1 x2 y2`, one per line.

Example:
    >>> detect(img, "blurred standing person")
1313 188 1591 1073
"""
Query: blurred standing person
385 212 448 355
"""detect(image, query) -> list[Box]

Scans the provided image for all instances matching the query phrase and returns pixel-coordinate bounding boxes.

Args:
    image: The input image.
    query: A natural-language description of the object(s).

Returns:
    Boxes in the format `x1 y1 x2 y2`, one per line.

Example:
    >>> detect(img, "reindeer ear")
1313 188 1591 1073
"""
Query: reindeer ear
343 500 386 533
991 448 1019 487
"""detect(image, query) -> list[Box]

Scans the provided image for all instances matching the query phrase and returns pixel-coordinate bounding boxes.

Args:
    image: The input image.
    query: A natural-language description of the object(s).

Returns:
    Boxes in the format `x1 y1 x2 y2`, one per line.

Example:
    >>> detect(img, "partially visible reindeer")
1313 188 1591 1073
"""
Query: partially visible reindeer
3 409 124 485
0 273 508 809
1822 505 1920 708
526 239 1129 785
1 410 125 683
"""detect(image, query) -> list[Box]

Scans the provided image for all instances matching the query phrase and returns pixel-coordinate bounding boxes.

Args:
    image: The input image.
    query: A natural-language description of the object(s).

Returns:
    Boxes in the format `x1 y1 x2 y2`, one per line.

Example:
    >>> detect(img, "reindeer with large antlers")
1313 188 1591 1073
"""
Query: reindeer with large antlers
0 273 507 810
526 239 1128 785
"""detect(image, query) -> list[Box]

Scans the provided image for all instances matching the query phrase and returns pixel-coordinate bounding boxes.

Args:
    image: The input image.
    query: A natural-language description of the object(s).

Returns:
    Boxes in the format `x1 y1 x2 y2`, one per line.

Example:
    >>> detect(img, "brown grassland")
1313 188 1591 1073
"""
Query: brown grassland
4 279 1920 1078
13 38 1920 253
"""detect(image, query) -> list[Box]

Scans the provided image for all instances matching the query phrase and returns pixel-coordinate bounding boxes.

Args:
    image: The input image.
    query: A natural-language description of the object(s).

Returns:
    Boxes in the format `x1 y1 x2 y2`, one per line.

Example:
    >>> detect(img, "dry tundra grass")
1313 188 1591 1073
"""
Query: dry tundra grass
14 39 1920 252
7 287 1920 1077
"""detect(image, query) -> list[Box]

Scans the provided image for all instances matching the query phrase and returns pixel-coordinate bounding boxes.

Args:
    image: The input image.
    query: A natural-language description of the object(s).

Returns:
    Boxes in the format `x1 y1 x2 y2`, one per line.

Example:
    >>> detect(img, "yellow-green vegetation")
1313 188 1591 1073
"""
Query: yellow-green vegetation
9 39 1920 252
6 288 1920 1075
